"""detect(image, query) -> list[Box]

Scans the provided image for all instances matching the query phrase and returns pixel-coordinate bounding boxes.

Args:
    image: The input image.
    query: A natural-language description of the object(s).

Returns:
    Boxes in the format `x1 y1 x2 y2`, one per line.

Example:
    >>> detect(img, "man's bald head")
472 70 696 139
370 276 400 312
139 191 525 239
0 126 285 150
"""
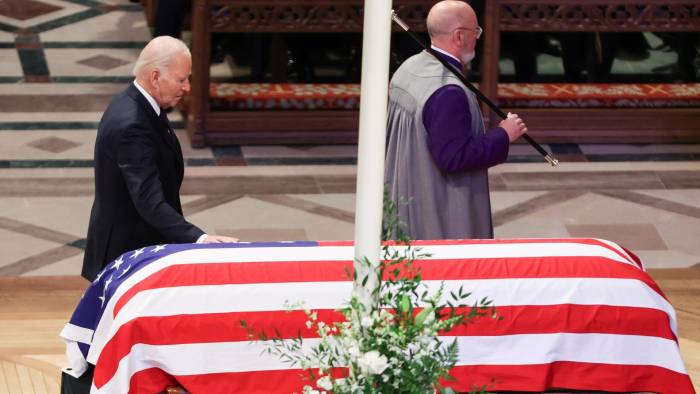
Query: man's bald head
133 36 190 80
426 0 480 64
426 0 476 39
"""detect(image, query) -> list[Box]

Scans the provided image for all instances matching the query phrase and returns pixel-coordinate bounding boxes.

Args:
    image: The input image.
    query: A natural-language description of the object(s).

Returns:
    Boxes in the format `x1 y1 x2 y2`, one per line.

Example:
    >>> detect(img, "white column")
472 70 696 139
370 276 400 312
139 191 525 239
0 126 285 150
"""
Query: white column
352 0 392 310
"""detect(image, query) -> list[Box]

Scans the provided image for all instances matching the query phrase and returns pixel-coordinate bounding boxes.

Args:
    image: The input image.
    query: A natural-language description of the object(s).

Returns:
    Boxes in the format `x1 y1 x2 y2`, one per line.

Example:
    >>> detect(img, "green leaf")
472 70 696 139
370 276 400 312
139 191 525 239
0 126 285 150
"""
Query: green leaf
415 305 433 326
400 294 410 313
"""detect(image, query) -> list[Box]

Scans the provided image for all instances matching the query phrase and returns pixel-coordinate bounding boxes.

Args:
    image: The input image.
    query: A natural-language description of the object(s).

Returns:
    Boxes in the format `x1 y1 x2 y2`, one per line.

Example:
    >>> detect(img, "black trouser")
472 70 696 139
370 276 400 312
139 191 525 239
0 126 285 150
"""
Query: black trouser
60 364 93 394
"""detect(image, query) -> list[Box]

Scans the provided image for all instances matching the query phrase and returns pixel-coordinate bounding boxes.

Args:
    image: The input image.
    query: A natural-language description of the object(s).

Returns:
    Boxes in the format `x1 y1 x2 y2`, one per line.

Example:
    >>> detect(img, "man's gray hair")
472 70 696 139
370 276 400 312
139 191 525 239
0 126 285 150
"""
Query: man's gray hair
132 36 191 78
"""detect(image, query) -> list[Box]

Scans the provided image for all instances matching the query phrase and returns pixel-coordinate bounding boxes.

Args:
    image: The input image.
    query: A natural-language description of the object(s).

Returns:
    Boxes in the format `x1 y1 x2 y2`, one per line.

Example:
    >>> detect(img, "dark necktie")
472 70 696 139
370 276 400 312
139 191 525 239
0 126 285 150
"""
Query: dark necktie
158 109 182 155
158 109 173 135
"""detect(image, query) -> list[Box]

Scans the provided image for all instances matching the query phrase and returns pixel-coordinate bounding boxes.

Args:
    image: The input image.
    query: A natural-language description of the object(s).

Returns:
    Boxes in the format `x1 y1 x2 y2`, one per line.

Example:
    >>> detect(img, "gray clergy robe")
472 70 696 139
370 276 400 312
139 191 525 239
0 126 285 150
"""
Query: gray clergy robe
385 50 509 240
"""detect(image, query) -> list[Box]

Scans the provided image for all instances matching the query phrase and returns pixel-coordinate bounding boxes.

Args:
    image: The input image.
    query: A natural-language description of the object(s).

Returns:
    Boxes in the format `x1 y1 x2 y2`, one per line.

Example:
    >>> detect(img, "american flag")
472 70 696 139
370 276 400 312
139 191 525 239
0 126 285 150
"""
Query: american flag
60 239 695 393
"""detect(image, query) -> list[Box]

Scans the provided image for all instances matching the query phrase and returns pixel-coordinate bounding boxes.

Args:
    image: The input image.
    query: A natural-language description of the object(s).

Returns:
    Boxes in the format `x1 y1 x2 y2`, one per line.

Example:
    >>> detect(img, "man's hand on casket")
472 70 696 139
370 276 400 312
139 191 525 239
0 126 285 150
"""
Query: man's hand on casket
201 234 240 243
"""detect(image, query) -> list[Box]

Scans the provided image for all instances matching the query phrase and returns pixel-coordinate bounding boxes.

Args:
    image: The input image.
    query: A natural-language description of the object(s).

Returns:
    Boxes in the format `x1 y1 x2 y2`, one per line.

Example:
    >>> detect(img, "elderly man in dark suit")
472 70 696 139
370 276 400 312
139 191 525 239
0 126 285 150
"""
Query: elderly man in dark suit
82 36 238 281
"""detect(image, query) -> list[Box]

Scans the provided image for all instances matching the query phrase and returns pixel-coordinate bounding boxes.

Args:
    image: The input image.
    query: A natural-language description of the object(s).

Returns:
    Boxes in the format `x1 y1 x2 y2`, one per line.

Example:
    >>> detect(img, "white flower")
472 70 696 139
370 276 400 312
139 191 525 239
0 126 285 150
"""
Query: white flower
360 316 373 328
347 345 360 358
316 375 333 390
357 350 389 376
302 386 323 394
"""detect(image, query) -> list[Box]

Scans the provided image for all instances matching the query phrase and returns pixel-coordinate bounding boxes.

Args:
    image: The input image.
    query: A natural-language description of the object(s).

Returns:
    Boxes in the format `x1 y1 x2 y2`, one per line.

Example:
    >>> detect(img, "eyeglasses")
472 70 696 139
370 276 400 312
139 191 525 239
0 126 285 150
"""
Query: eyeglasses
455 26 483 40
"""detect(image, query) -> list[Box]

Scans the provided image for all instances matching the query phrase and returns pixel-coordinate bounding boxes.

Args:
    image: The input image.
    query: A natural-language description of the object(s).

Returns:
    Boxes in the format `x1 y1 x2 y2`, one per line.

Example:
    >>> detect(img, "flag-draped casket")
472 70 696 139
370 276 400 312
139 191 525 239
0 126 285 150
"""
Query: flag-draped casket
60 239 695 393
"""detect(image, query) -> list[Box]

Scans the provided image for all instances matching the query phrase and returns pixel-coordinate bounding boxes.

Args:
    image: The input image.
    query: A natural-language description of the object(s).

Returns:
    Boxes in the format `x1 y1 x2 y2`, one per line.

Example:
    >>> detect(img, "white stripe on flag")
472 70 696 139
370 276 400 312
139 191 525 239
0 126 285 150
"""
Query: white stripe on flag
88 276 675 364
91 241 638 355
451 333 687 373
60 323 94 344
96 332 687 394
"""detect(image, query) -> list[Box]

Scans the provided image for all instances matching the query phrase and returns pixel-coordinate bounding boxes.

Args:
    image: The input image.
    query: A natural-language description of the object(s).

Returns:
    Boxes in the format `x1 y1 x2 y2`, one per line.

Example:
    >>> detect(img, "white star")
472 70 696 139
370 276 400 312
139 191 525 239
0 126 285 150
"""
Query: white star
131 248 145 259
112 256 124 270
93 270 104 283
152 245 167 253
104 275 113 291
118 265 131 278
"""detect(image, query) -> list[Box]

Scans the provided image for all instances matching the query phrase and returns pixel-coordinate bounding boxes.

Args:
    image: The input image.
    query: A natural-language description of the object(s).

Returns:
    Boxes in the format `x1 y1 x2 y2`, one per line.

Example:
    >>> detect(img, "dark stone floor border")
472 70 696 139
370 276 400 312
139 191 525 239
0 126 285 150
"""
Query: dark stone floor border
492 190 588 227
251 194 355 223
2 171 699 197
42 42 147 49
0 94 115 112
181 194 245 217
0 194 244 276
493 170 700 191
0 216 78 244
0 121 184 130
596 190 700 220
0 156 698 168
0 122 99 130
29 8 103 34
50 76 136 83
1 185 699 275
0 245 83 276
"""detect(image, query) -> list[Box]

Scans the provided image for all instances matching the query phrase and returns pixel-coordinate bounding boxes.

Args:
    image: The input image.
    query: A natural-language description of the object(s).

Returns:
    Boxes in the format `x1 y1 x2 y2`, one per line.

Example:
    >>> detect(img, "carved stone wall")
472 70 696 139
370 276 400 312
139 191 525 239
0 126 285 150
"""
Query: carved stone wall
498 1 700 31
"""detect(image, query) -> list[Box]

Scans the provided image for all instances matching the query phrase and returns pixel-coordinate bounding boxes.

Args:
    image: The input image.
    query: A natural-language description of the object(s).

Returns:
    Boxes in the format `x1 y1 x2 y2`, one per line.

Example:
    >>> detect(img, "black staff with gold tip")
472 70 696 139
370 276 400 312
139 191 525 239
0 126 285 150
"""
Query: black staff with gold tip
391 10 559 167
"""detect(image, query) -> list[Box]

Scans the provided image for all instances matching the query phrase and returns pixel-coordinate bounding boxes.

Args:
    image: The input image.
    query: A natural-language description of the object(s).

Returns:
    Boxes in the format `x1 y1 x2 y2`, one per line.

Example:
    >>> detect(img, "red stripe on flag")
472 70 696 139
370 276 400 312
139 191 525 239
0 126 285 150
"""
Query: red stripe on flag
128 367 177 394
124 361 694 394
180 370 309 394
112 256 663 316
446 362 695 394
94 305 674 388
130 368 313 394
112 260 351 315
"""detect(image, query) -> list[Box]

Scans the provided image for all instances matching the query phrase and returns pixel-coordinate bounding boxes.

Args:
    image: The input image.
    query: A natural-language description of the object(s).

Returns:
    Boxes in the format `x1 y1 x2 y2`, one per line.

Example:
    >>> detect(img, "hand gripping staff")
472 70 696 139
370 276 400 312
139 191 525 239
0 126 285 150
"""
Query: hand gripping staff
391 10 559 167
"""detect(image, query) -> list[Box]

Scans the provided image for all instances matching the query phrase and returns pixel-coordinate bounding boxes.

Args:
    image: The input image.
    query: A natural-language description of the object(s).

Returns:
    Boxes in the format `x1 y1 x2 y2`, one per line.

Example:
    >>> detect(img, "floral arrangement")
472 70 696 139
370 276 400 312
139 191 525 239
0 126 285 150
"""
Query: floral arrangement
243 198 497 393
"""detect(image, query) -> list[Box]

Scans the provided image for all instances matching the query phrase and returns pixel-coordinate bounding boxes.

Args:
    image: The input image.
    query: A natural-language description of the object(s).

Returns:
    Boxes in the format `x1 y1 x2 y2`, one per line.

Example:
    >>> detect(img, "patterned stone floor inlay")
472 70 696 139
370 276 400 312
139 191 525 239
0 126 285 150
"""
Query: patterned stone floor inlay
76 54 129 71
44 48 139 77
27 136 80 153
0 0 62 22
0 0 89 31
39 11 149 43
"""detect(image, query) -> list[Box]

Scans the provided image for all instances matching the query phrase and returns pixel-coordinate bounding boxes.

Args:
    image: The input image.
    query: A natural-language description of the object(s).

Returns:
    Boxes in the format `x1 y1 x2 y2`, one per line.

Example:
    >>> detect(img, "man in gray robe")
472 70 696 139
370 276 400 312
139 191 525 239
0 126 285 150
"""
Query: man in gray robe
385 0 528 240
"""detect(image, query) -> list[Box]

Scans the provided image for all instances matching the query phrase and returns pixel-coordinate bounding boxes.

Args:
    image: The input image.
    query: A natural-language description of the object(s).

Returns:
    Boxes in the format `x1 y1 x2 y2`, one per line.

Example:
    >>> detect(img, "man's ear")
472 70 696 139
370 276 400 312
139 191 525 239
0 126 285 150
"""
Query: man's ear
150 68 160 86
453 29 464 46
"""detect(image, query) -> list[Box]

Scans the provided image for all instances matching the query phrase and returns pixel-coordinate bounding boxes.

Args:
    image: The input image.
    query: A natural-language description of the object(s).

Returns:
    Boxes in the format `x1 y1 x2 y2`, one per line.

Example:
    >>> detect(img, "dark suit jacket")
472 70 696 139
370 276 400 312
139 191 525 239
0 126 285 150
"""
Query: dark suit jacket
82 83 204 280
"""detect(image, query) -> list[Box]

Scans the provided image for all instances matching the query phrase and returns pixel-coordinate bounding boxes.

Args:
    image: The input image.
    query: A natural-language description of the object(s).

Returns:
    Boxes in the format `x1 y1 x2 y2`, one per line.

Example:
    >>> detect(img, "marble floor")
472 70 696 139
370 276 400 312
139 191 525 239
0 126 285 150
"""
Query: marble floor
0 1 698 393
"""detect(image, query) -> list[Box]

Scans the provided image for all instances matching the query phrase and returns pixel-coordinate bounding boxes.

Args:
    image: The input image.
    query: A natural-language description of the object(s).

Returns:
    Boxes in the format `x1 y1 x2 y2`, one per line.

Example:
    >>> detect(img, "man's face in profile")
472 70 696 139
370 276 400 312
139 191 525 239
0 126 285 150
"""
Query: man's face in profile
155 54 191 108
